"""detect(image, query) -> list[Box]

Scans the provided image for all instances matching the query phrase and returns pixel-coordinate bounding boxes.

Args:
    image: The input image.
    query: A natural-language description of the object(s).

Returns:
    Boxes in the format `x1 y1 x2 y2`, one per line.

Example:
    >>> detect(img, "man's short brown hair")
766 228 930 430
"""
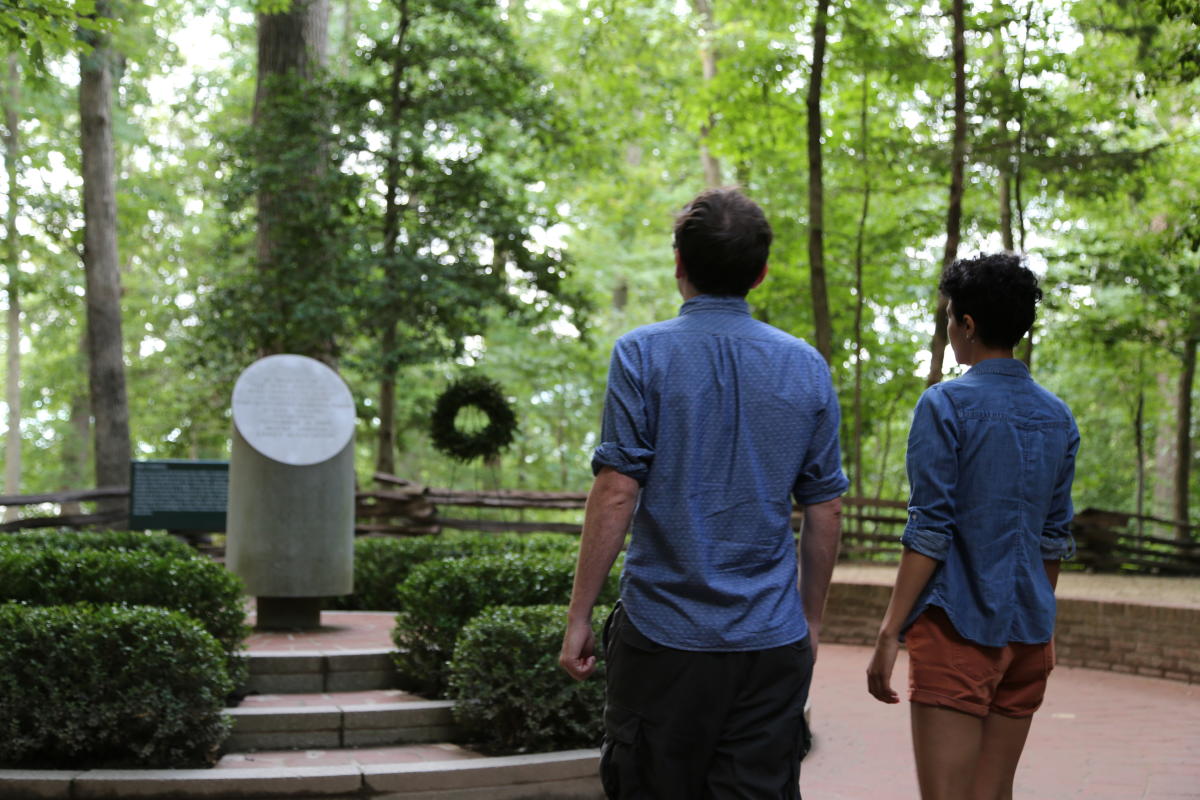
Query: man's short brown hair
673 187 773 296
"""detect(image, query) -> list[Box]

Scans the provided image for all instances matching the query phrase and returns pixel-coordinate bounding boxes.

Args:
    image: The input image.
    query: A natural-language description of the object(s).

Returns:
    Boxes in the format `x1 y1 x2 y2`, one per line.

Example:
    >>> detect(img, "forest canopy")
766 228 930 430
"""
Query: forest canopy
0 0 1197 530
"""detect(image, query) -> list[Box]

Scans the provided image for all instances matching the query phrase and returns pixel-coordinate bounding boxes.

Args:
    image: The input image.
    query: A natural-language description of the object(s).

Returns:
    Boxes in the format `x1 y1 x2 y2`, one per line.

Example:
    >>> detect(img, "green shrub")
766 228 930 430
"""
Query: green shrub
0 529 196 560
449 603 610 755
0 549 247 682
392 550 619 696
331 532 579 611
0 602 233 768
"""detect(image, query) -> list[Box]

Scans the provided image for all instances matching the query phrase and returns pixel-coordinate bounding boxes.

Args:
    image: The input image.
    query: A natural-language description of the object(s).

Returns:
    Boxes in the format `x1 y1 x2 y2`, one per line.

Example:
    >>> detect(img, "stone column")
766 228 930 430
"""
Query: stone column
226 355 356 630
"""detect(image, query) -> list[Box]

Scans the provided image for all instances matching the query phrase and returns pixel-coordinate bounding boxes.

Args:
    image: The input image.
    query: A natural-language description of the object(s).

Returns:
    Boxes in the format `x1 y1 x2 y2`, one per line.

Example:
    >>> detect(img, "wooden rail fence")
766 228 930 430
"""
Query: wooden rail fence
1 474 1197 575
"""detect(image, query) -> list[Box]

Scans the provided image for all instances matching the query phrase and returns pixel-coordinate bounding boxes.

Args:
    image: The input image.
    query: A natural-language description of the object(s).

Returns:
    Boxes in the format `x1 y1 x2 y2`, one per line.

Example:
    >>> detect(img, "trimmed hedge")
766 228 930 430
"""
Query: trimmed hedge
392 550 619 696
449 604 610 755
331 532 579 611
0 603 233 768
0 549 247 682
0 529 196 560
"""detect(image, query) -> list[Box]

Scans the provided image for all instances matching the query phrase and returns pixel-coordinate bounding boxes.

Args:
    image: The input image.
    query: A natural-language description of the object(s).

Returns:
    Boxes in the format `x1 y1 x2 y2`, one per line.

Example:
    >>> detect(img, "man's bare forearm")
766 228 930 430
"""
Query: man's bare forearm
566 467 639 623
799 496 843 637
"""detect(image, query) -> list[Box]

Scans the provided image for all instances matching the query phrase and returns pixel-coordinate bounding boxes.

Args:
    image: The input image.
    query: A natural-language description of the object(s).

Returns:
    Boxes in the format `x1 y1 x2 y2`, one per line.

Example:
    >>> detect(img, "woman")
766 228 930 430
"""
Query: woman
867 253 1079 800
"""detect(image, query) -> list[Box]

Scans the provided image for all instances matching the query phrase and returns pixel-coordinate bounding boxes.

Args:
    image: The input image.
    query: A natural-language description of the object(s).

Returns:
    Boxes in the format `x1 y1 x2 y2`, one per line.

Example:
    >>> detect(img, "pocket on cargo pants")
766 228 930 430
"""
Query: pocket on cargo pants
600 703 643 799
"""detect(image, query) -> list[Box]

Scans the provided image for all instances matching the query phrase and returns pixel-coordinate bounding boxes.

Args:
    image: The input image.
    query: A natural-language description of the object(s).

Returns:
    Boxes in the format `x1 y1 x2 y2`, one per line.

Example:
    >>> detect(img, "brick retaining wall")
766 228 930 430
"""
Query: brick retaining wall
823 582 1200 684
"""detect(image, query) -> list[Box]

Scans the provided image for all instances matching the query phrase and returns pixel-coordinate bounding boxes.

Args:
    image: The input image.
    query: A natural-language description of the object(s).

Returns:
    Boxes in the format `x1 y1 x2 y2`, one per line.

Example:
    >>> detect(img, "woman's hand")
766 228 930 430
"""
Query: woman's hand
867 632 902 704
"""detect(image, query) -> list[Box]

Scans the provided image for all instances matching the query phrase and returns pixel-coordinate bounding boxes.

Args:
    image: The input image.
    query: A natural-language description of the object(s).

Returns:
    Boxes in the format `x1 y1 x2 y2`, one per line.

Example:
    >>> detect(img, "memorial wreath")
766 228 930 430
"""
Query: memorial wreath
430 375 518 462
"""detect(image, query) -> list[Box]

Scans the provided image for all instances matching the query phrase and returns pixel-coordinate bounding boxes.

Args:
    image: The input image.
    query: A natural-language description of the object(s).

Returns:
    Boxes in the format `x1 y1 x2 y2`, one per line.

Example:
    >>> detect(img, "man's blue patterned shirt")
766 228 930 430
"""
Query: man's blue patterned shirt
592 294 849 651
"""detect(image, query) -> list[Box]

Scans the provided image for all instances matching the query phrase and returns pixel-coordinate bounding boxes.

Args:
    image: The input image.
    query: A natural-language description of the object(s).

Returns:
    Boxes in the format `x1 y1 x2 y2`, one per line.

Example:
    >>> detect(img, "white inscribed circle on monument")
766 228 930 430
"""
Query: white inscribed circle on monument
232 355 356 466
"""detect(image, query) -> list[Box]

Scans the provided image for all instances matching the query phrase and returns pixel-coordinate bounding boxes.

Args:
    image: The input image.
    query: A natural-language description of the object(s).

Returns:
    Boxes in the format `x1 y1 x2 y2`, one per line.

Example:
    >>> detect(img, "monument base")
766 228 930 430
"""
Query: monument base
256 597 323 631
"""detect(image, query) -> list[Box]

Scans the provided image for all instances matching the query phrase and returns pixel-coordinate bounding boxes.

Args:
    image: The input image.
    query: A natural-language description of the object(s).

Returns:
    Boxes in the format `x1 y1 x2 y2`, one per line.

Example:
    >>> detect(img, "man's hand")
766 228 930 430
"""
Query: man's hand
558 467 638 682
559 616 598 681
866 632 901 704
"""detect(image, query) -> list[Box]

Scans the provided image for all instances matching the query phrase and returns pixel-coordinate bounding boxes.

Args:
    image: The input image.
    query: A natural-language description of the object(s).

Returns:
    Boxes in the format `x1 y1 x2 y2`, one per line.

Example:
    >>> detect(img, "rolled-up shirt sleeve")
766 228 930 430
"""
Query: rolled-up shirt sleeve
591 340 654 484
1041 417 1079 560
901 389 959 561
792 366 850 505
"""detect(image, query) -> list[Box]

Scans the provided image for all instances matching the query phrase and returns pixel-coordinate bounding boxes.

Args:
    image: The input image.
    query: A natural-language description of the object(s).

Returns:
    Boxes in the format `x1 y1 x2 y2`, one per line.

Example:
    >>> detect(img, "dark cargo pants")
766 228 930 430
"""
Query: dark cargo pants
600 604 814 800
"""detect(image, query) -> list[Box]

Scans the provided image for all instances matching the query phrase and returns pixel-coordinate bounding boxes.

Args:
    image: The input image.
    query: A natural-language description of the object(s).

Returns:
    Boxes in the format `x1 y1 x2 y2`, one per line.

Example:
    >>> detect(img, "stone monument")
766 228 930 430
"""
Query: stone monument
226 354 356 630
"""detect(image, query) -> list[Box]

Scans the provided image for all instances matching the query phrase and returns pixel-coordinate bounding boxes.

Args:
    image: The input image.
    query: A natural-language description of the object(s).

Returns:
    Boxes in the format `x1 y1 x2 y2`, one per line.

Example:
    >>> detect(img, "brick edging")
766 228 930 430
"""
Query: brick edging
822 582 1200 684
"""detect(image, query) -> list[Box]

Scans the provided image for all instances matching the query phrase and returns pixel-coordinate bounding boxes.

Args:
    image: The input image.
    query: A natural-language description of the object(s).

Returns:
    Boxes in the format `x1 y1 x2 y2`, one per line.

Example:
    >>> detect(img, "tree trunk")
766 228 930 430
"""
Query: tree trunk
340 0 353 75
852 67 872 500
254 0 330 123
926 0 967 387
1013 148 1033 367
995 28 1014 253
2 54 21 521
1153 369 1178 537
374 2 412 478
375 326 398 476
1134 383 1145 537
80 3 131 509
807 0 833 365
1013 3 1034 368
1175 334 1197 540
999 175 1014 251
60 337 92 516
254 0 331 359
691 0 723 187
873 393 901 502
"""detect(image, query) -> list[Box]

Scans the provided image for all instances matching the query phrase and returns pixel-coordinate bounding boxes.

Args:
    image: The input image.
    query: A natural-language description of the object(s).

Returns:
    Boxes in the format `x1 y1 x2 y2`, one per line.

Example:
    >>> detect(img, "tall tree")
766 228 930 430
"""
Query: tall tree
2 54 21 518
690 0 722 188
1173 335 1196 538
806 0 833 364
850 63 871 500
360 0 573 475
253 0 333 362
926 0 968 387
79 0 131 499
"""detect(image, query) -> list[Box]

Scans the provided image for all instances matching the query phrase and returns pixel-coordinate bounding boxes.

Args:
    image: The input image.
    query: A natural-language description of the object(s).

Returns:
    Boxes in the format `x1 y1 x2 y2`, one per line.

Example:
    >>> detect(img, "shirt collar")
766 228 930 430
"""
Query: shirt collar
966 358 1031 378
679 294 751 316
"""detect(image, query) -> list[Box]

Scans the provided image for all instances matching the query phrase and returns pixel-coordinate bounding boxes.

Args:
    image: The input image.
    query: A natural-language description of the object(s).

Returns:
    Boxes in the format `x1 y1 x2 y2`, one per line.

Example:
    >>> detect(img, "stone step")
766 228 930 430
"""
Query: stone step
226 691 458 751
3 748 603 799
244 647 398 694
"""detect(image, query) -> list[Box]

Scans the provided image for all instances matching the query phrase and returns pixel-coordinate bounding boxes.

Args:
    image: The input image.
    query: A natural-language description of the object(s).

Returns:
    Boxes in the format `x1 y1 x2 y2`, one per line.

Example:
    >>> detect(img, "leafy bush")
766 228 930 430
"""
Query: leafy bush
331 532 579 611
0 603 233 768
392 550 619 696
449 604 610 755
0 529 196 560
0 549 248 682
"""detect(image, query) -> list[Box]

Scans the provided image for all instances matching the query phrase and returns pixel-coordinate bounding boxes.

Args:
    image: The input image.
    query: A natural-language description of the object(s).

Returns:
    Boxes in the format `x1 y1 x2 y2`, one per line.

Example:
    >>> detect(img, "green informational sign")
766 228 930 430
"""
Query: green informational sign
129 460 229 532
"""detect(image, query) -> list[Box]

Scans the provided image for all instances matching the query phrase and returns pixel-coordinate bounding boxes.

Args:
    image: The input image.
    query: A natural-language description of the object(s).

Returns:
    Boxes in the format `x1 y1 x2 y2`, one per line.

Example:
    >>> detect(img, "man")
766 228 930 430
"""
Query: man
559 187 847 799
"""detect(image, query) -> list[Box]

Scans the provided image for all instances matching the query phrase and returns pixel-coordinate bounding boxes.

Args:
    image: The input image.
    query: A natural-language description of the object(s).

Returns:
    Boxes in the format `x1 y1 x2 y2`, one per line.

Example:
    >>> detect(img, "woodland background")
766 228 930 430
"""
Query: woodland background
1 0 1197 534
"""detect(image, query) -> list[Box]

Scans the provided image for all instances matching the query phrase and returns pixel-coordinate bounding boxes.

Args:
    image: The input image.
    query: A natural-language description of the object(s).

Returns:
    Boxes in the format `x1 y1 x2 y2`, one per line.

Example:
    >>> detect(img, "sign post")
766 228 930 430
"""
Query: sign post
225 355 356 630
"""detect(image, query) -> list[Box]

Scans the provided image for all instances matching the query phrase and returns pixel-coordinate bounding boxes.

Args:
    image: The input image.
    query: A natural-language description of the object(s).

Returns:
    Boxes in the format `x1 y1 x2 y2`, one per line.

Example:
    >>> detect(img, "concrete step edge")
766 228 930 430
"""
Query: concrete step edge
225 700 458 751
242 649 399 694
245 647 395 672
0 748 602 799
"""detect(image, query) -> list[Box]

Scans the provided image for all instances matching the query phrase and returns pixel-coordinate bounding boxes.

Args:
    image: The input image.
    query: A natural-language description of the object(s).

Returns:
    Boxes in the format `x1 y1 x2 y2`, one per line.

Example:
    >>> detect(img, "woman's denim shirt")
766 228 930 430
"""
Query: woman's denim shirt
902 358 1079 647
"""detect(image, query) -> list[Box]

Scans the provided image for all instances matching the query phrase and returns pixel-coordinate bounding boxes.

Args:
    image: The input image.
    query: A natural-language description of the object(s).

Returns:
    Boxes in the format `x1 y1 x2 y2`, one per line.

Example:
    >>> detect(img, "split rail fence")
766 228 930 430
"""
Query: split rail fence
1 474 1198 575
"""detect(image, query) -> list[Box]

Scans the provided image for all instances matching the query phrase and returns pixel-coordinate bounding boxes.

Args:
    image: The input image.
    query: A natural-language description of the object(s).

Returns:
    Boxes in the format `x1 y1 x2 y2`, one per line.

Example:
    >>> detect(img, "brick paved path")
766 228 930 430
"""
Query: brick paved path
802 643 1200 799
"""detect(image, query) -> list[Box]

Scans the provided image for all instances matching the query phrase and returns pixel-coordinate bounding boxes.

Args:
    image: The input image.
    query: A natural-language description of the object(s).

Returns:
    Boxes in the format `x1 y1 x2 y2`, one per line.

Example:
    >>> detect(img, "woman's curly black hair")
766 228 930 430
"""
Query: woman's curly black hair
939 252 1043 349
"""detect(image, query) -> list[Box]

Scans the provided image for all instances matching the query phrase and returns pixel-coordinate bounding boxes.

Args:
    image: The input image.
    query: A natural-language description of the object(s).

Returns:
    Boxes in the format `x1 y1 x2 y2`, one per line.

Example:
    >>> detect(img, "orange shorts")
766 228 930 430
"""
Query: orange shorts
906 606 1054 719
